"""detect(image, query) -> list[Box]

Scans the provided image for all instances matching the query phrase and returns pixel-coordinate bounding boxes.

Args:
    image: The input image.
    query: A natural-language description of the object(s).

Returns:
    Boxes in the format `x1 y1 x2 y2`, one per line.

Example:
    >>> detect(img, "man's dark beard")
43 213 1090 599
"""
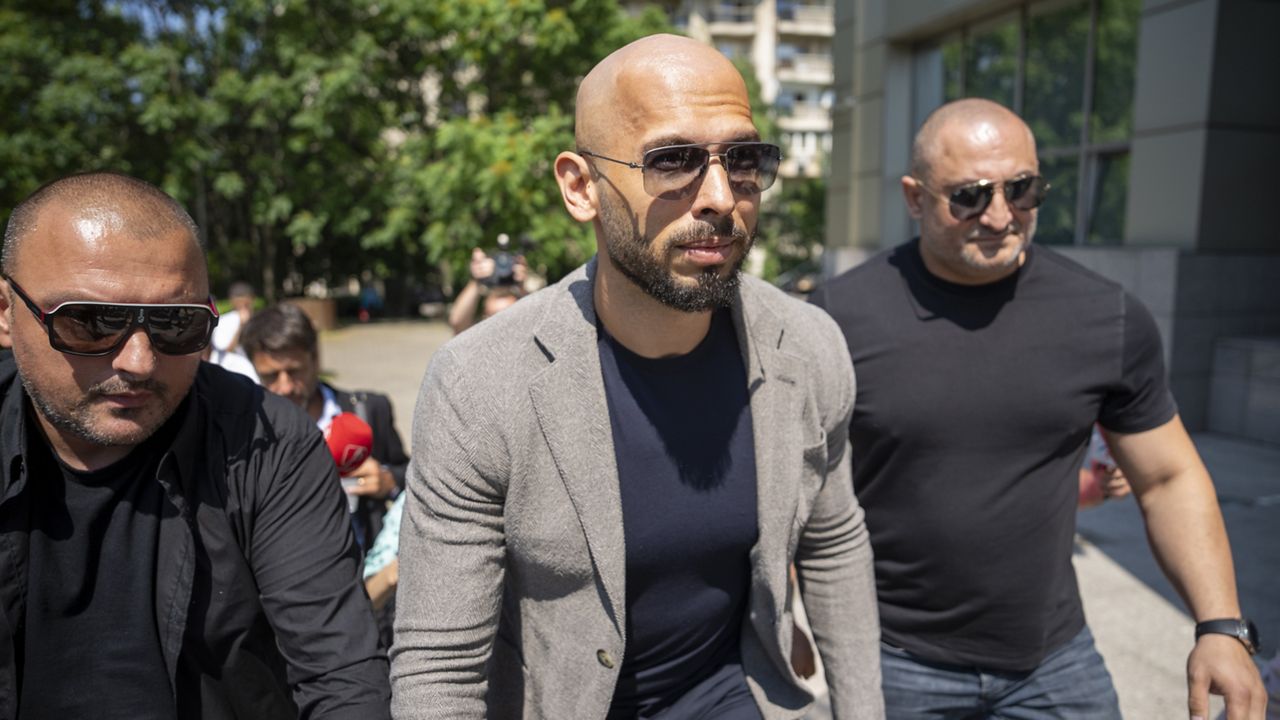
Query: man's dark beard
599 194 754 313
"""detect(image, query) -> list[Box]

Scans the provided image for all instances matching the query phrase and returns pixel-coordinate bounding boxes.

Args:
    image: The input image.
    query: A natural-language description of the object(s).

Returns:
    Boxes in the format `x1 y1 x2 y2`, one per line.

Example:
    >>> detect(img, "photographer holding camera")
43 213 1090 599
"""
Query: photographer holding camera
447 235 529 335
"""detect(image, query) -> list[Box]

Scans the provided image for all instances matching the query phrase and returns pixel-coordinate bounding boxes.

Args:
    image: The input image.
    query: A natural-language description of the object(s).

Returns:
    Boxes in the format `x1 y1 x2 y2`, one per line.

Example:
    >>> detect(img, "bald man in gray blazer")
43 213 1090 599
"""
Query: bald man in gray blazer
392 35 882 720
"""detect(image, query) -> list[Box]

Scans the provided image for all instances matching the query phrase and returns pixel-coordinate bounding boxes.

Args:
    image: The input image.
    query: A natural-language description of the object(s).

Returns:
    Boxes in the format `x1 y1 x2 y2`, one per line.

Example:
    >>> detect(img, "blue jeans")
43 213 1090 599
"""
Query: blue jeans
880 626 1122 719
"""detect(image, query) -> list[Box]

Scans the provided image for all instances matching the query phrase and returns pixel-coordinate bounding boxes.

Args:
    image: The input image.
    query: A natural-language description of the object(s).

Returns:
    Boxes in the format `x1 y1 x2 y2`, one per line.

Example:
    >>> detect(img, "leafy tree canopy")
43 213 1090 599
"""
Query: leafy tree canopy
1 0 671 305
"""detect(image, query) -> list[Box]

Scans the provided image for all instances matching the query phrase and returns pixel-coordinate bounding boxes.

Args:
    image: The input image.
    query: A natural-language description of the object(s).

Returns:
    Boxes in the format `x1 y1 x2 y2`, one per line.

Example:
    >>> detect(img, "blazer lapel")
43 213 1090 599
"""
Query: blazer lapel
733 280 806 626
527 262 628 639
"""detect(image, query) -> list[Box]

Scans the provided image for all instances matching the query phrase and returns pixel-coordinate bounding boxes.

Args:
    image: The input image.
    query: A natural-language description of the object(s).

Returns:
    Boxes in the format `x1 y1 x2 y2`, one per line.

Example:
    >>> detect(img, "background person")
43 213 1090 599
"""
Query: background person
447 244 529 335
207 280 259 382
240 302 409 552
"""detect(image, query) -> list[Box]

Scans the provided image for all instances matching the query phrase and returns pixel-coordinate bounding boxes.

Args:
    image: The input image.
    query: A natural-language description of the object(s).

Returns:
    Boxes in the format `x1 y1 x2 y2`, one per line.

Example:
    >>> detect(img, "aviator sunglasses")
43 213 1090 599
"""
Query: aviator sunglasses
3 275 219 357
578 142 782 200
914 174 1050 221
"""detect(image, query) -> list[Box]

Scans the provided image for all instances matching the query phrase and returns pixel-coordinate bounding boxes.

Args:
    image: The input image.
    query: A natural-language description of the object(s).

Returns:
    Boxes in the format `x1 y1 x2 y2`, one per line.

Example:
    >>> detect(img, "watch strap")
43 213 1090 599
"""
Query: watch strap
1195 618 1259 654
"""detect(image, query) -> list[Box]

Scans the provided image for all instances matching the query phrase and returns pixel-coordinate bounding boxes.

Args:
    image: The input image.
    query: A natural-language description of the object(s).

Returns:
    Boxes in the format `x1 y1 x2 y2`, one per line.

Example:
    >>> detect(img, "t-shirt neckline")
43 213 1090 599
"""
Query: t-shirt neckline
906 237 1033 298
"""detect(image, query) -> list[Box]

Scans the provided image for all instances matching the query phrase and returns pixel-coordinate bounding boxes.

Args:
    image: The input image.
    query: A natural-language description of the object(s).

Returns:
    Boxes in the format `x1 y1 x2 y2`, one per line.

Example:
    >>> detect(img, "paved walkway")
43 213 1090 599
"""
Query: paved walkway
321 319 1279 720
318 319 453 438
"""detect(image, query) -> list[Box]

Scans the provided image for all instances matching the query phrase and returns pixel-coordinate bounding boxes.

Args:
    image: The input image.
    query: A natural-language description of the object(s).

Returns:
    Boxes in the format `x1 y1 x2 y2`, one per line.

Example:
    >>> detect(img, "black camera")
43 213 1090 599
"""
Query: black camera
481 233 519 288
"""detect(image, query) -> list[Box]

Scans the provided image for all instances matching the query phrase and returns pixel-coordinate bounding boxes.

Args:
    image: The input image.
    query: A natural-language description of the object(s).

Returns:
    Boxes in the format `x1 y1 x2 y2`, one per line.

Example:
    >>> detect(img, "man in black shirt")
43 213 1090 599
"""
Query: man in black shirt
0 172 390 719
392 34 883 720
811 98 1264 719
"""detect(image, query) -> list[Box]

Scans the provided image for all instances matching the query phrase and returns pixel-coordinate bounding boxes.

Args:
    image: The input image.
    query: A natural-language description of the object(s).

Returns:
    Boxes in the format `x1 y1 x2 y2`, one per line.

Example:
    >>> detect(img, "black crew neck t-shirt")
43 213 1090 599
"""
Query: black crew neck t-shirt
811 240 1176 671
598 309 761 719
19 408 180 720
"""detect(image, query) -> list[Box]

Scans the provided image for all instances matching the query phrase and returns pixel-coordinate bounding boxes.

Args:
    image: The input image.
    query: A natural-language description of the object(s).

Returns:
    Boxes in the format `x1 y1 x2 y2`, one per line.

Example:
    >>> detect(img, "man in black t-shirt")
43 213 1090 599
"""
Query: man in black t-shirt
811 98 1264 719
0 172 389 718
392 34 883 720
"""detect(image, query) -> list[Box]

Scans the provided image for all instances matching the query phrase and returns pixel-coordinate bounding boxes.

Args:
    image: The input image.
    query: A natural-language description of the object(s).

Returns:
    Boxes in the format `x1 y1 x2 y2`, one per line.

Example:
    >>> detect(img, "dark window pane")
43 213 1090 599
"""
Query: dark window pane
913 44 946 130
942 34 964 102
1036 154 1079 245
1091 0 1141 143
1087 152 1128 245
964 13 1018 107
1024 0 1090 149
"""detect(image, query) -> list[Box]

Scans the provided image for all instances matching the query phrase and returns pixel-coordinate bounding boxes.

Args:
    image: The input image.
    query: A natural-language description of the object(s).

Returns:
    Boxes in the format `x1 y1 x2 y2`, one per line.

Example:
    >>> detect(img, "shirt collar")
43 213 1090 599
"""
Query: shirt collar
315 382 341 432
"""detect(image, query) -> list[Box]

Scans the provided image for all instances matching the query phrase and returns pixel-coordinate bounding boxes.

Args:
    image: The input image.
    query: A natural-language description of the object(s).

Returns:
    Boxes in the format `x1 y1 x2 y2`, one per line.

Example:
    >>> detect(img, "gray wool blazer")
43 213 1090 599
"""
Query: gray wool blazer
391 260 883 720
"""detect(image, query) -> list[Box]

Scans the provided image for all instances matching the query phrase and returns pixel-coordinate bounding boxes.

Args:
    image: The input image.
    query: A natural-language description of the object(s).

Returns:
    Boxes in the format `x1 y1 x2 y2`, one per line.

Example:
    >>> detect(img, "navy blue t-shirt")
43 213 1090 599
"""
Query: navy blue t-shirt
599 309 761 719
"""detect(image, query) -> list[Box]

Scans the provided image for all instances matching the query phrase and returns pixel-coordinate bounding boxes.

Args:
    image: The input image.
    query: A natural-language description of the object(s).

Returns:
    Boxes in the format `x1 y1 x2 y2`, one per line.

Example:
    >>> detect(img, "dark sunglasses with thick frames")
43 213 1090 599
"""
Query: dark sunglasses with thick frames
914 174 1050 221
578 142 782 200
3 275 220 357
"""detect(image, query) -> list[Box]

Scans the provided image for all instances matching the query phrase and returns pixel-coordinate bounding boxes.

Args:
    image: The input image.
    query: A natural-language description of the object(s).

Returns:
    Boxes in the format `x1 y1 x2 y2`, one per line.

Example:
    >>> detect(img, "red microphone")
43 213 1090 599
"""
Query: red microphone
325 412 374 476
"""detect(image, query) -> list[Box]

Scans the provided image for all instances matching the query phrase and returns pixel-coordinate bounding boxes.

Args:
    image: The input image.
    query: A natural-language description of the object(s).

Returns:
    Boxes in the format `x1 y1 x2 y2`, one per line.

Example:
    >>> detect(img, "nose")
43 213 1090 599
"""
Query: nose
112 328 158 379
271 372 297 398
979 185 1015 230
689 156 736 219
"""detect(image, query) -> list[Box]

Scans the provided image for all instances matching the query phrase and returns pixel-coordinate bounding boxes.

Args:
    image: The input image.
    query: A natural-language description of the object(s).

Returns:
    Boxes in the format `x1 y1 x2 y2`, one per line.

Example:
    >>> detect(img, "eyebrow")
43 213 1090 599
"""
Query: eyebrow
640 132 764 155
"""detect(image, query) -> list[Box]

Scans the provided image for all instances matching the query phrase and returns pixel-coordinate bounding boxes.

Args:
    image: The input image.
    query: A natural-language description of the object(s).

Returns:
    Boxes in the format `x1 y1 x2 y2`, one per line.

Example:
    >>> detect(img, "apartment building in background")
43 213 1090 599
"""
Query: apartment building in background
636 0 837 179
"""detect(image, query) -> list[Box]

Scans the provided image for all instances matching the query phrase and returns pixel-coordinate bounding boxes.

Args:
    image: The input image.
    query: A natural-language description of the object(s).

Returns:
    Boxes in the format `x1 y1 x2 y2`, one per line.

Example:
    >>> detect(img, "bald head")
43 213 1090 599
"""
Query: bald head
575 34 749 154
2 171 201 276
911 98 1035 180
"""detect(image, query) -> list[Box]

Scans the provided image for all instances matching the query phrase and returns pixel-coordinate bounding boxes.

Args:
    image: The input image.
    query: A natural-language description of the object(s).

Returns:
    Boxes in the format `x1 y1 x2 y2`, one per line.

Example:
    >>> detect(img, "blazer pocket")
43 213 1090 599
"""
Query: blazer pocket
789 435 829 554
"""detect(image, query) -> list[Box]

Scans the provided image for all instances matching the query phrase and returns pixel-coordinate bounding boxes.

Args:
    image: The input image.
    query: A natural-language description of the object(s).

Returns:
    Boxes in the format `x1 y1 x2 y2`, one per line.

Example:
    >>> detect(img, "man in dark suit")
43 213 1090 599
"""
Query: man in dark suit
241 303 409 550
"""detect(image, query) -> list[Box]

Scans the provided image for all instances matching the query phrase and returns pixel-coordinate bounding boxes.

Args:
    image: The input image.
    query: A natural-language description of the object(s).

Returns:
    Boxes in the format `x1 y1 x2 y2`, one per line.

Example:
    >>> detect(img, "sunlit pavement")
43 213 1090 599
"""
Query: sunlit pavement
322 320 1279 720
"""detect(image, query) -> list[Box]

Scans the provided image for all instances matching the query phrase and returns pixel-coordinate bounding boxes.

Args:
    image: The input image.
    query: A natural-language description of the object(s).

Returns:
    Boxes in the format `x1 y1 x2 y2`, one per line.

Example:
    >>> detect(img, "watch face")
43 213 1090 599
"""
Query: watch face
1244 619 1260 652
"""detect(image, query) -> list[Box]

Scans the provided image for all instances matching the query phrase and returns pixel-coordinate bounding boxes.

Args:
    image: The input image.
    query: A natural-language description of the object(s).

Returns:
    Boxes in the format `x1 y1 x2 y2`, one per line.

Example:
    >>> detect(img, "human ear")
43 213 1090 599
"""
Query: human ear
0 278 11 338
901 175 925 220
555 152 598 223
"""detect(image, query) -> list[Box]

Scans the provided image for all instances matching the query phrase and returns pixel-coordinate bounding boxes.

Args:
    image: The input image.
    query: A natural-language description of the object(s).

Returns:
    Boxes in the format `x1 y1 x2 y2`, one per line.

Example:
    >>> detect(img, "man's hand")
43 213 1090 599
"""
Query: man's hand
1101 465 1131 500
1079 464 1131 508
790 620 816 679
343 456 395 498
1187 633 1266 719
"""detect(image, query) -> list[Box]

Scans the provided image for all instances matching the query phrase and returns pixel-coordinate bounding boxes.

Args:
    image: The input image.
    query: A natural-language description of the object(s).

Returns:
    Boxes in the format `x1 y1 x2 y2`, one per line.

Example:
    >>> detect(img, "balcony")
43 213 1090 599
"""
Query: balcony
707 5 755 36
776 103 832 132
776 53 833 84
777 2 834 36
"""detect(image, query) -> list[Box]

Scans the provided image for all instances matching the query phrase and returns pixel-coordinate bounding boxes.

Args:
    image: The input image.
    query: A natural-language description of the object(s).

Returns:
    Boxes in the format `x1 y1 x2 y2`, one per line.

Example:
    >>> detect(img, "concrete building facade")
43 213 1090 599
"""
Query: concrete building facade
827 0 1280 441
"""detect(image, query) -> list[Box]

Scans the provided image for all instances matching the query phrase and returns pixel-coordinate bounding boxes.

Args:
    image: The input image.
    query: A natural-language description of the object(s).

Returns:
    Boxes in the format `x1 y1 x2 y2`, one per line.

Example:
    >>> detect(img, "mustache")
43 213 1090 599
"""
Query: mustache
665 217 750 247
968 216 1027 240
87 377 167 398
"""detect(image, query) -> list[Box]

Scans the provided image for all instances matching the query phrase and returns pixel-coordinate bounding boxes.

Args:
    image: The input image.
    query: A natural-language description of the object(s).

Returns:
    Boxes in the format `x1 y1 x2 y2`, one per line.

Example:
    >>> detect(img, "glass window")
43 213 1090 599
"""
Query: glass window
965 13 1019 108
1087 152 1128 245
1036 155 1078 246
1024 0 1089 149
909 0 1139 247
1091 0 1141 144
942 34 964 103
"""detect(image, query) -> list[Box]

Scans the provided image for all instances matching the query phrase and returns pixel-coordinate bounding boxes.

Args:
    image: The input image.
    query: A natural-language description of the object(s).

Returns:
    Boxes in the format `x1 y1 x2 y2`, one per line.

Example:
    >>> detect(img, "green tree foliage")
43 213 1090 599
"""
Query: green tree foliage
368 1 671 289
758 176 824 282
1 0 670 304
0 1 154 210
731 57 822 284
